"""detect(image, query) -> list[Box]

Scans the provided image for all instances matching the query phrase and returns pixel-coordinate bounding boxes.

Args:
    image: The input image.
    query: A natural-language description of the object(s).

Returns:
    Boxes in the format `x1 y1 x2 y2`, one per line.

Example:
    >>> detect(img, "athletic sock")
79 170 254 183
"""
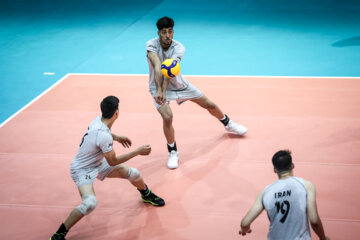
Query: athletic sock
220 114 230 126
138 184 150 196
56 223 68 236
167 142 177 152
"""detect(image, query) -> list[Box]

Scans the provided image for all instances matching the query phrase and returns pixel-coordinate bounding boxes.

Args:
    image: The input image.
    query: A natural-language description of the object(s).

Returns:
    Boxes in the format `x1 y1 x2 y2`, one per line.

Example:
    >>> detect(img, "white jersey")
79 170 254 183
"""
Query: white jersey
146 38 189 91
262 177 311 240
71 116 113 170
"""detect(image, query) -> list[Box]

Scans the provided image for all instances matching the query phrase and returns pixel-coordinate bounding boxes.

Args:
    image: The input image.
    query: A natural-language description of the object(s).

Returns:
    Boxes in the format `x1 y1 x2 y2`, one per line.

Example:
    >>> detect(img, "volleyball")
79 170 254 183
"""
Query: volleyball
161 58 180 78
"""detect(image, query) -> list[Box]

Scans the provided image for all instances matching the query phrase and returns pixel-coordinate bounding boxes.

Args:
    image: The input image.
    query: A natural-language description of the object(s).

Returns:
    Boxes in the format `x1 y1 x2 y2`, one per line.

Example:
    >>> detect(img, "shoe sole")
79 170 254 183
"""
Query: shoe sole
226 129 247 136
167 165 178 169
142 199 165 206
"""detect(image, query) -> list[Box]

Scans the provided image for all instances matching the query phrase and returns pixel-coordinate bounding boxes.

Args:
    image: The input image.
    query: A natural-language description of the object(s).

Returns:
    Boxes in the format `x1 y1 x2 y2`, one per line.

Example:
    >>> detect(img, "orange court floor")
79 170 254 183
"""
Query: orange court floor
0 74 359 240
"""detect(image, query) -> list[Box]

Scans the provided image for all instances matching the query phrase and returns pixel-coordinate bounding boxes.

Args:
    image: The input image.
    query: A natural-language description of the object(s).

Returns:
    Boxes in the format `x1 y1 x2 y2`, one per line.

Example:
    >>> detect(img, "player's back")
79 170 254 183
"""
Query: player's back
71 116 113 170
262 177 311 240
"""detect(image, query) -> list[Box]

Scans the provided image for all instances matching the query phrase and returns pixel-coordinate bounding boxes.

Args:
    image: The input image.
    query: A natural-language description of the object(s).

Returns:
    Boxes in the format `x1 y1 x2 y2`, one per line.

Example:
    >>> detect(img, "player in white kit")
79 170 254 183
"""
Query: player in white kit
239 150 330 240
146 16 248 169
50 96 164 240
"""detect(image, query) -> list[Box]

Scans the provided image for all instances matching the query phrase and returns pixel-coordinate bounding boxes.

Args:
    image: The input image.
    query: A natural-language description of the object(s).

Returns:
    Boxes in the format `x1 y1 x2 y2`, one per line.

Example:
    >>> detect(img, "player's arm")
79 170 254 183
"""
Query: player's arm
104 145 151 166
304 180 330 240
160 74 171 97
147 51 166 104
159 42 184 92
239 191 265 236
112 134 131 148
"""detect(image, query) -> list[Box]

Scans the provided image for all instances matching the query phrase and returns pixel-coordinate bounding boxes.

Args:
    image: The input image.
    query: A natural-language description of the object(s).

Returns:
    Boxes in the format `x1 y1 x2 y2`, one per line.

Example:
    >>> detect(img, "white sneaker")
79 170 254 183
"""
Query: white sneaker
167 150 179 169
225 120 248 135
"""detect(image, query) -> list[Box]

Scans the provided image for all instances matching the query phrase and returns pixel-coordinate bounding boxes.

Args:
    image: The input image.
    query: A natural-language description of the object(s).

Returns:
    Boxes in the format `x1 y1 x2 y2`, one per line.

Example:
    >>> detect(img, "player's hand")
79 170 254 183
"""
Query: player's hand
137 145 151 155
154 90 166 105
154 90 163 105
160 91 167 105
116 135 132 148
239 226 252 236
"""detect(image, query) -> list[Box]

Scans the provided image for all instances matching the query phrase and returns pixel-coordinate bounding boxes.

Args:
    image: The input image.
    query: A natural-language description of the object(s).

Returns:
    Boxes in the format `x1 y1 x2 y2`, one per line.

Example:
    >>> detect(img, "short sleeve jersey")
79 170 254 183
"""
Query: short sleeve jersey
70 116 113 170
262 177 311 240
146 38 189 91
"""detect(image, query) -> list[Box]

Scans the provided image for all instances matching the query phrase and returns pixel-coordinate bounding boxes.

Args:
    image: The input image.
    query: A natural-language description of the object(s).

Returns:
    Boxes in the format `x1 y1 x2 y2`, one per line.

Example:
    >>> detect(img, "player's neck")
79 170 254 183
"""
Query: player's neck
278 171 293 179
101 117 114 129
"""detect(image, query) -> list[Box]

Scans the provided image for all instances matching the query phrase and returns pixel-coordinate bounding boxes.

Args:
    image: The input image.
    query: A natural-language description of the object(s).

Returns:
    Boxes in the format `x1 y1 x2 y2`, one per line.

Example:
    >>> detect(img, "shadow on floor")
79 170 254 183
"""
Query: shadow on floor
332 36 360 47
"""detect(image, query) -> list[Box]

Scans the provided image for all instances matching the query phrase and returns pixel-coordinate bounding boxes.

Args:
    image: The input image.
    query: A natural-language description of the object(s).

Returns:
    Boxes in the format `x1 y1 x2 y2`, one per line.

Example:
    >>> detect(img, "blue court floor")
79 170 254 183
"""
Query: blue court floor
0 0 360 124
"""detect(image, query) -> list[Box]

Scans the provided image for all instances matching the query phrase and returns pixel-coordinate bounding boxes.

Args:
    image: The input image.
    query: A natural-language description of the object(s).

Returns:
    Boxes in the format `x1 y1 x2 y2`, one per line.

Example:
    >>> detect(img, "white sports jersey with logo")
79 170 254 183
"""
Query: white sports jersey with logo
146 38 189 91
71 116 113 170
262 177 311 240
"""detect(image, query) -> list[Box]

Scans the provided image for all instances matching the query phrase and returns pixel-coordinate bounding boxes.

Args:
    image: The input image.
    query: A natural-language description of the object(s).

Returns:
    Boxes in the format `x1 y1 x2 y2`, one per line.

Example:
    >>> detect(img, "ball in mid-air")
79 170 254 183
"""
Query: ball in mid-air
161 58 180 78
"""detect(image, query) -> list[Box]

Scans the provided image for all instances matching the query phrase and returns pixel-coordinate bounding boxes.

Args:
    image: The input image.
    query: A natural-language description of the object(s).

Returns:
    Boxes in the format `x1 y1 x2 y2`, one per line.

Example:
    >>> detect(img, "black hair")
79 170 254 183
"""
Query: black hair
156 16 174 30
272 150 292 172
100 96 119 119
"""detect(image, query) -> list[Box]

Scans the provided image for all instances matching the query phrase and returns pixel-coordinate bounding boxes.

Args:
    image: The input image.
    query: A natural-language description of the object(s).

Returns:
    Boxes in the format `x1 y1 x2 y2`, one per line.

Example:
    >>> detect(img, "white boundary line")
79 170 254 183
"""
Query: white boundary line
1 73 359 128
69 73 360 79
0 73 70 128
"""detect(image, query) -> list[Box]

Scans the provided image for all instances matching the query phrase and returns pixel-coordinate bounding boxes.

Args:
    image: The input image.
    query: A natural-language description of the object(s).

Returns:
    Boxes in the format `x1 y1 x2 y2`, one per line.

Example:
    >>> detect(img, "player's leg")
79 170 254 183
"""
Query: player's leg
157 103 175 143
191 95 224 119
106 164 165 206
50 184 96 240
66 184 96 228
157 103 179 169
191 96 247 135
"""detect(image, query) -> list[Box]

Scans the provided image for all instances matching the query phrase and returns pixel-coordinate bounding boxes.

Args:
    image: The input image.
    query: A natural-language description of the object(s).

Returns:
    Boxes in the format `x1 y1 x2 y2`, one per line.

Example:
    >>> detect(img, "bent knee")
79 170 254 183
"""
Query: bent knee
127 167 142 183
77 195 97 215
162 114 173 125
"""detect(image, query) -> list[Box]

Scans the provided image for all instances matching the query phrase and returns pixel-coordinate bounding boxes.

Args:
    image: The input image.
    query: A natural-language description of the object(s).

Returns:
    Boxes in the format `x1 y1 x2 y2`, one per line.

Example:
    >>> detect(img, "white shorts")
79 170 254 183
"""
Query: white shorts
70 158 115 187
150 82 203 109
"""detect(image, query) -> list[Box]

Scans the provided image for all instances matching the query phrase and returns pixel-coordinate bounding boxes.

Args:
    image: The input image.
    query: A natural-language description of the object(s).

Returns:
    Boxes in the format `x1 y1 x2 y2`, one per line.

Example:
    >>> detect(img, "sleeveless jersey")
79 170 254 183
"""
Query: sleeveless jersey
70 116 113 170
262 177 311 240
146 38 189 91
